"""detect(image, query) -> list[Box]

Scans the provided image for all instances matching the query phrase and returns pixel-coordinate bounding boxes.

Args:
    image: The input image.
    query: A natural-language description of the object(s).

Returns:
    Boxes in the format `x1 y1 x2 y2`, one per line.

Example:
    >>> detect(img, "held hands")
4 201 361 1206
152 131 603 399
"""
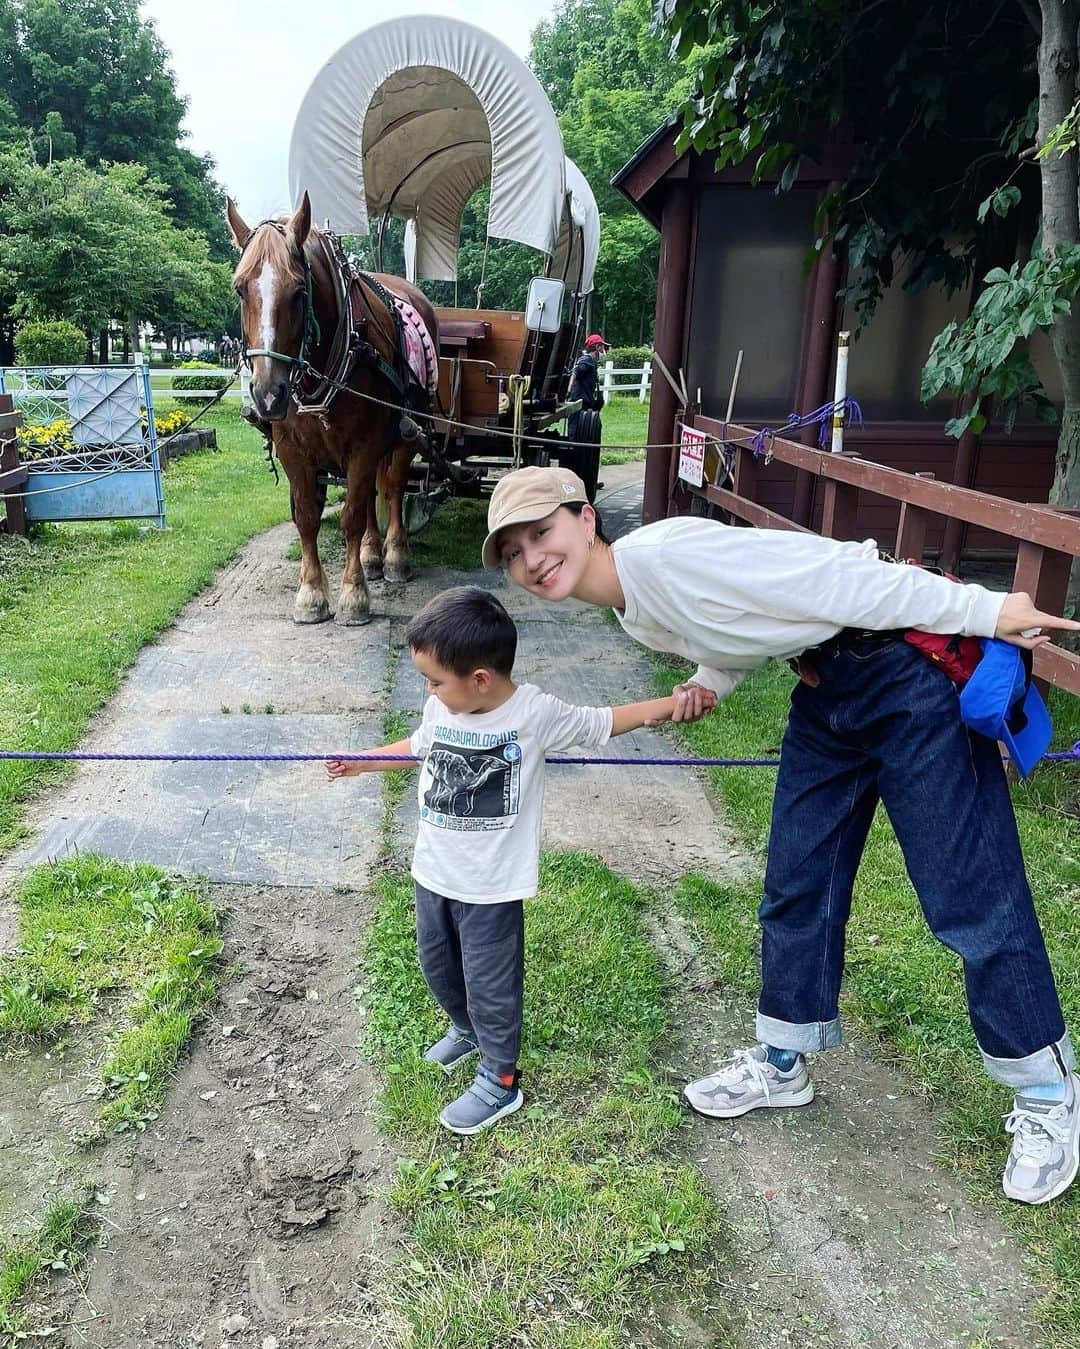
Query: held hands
995 592 1080 650
325 758 361 781
669 682 718 724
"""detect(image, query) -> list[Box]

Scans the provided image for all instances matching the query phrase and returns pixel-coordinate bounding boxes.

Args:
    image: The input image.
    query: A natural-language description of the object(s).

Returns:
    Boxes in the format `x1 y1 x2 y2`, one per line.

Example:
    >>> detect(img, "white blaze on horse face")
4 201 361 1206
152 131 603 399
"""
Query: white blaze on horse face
256 260 278 357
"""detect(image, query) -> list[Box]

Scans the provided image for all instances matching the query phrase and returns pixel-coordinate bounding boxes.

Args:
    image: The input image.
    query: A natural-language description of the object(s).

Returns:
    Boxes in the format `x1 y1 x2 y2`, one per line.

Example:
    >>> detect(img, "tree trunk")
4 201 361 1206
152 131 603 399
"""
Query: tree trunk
1039 0 1080 613
129 313 139 361
98 327 109 365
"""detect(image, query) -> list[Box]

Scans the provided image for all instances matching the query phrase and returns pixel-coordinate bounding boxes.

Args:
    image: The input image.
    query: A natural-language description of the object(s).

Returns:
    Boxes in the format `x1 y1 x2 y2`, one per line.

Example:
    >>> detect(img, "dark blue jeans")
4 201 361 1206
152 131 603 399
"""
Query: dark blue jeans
757 636 1074 1088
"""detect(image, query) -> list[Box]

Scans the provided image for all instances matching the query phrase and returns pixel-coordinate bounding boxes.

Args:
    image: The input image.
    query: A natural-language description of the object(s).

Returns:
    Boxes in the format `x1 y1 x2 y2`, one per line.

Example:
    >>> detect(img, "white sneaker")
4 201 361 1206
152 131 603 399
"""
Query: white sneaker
1002 1073 1080 1205
683 1044 815 1119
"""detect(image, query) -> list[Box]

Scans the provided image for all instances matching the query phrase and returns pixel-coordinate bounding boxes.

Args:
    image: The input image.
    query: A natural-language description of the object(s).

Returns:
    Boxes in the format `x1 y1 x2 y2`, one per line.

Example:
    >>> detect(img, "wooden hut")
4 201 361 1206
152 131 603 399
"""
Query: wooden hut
613 124 1060 565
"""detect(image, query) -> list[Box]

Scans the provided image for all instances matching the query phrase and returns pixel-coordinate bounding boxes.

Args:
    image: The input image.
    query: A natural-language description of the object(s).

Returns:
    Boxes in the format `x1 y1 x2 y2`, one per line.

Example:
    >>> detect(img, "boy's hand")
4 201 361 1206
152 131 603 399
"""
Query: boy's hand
325 757 360 781
670 682 717 723
996 591 1080 649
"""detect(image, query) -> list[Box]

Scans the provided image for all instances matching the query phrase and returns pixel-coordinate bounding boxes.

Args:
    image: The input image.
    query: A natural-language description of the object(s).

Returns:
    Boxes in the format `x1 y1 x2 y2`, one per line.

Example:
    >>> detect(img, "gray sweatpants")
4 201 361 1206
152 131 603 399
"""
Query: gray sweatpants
413 882 524 1077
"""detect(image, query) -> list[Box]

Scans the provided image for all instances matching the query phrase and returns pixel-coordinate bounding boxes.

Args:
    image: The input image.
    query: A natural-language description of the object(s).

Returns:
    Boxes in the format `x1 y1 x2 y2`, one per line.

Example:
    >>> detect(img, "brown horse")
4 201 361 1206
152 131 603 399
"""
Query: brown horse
226 192 438 625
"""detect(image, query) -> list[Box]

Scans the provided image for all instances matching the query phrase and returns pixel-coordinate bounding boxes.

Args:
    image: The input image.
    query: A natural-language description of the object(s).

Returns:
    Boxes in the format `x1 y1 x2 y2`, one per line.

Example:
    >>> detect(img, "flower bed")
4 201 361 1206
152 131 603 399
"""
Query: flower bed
17 410 192 463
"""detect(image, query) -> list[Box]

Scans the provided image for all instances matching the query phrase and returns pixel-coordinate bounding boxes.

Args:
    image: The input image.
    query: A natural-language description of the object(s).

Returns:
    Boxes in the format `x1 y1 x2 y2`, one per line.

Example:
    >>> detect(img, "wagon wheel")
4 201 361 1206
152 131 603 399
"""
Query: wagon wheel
570 410 602 502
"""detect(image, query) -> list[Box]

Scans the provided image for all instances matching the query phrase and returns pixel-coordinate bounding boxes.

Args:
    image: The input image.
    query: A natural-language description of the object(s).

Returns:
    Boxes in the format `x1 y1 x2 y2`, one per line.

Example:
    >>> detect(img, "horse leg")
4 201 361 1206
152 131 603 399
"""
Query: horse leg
337 455 376 626
382 443 415 584
285 458 332 625
360 482 383 581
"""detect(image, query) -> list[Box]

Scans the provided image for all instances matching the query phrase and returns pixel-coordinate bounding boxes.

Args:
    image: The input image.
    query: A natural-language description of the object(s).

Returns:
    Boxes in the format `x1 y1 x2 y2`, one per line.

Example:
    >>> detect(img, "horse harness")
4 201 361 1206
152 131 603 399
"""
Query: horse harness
236 220 420 422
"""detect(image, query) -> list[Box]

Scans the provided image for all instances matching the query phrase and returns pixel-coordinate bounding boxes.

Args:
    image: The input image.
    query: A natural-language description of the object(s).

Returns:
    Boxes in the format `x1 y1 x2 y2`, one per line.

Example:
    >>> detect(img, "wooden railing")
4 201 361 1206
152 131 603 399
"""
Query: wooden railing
0 393 26 537
680 414 1080 696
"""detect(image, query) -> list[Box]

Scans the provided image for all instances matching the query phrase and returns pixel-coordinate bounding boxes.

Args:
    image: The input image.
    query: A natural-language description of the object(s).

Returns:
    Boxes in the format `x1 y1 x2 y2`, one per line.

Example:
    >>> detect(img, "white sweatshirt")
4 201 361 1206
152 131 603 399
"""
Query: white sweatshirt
610 517 1006 701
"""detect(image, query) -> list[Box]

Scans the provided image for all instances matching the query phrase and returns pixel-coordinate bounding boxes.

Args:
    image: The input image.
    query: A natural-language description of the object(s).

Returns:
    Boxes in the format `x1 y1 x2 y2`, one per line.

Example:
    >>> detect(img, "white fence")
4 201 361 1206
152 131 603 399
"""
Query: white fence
151 360 656 404
601 359 652 403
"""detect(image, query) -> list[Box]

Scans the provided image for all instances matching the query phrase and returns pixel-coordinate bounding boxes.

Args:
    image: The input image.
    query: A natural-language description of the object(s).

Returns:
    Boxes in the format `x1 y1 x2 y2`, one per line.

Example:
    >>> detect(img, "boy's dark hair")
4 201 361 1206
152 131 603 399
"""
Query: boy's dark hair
406 586 517 676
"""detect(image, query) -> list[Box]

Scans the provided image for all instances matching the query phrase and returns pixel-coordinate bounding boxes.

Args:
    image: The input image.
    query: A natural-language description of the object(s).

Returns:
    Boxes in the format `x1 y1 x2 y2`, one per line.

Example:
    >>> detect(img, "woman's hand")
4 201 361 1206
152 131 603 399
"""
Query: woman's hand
325 758 361 781
670 682 717 723
995 592 1080 649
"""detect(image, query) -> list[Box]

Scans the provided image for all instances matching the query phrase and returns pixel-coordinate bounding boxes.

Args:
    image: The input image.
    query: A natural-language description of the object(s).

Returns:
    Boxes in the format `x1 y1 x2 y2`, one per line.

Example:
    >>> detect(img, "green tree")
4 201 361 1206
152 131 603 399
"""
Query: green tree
0 0 229 256
531 0 697 343
0 151 231 343
661 2 1080 607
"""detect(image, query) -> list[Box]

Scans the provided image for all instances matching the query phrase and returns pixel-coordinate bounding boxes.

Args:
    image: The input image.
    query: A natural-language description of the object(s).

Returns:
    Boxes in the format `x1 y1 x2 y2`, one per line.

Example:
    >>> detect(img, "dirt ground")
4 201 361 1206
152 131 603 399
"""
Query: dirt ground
0 468 1046 1346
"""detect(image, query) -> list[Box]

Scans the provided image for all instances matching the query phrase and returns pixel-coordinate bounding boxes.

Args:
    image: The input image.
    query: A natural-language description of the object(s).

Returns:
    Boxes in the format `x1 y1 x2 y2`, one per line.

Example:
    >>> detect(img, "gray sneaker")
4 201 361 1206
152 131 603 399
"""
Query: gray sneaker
439 1067 523 1136
1003 1073 1080 1205
683 1045 815 1118
423 1026 480 1074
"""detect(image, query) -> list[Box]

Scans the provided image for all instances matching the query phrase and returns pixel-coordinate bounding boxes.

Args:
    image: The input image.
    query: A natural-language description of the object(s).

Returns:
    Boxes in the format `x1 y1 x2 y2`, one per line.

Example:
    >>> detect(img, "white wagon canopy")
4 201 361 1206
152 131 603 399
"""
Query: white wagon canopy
288 15 598 293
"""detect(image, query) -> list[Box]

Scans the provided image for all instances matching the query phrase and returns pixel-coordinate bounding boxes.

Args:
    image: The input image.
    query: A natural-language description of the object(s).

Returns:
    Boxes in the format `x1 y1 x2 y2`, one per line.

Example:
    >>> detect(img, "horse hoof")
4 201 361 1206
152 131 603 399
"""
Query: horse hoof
294 605 332 625
383 564 411 585
361 559 383 582
335 607 372 627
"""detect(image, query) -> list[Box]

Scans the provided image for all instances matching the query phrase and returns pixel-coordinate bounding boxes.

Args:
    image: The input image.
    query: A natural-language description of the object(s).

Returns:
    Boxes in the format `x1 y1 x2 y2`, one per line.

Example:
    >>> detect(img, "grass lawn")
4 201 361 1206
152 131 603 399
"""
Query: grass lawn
363 857 719 1348
652 656 1080 1345
601 395 649 464
0 1190 98 1341
0 854 222 1134
0 408 290 858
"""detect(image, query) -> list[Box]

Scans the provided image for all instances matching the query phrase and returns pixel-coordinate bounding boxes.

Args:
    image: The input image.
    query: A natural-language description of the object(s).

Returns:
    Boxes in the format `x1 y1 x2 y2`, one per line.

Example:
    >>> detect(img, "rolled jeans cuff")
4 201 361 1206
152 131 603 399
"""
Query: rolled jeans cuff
980 1031 1075 1088
755 1010 842 1053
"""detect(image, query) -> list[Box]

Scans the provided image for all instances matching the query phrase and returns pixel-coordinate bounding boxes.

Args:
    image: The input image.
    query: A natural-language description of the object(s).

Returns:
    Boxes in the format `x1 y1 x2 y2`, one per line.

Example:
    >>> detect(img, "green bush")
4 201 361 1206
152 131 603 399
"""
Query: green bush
13 319 87 365
606 345 652 371
171 360 228 393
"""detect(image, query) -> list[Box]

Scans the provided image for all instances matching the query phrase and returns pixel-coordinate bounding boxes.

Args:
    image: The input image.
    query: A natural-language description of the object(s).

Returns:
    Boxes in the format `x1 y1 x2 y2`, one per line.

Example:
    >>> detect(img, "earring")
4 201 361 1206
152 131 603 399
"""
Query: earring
587 534 595 550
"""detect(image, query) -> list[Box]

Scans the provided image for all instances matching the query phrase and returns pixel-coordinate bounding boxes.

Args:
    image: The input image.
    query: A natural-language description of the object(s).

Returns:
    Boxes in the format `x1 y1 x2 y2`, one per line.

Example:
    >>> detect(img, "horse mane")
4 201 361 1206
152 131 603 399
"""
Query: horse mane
232 219 309 287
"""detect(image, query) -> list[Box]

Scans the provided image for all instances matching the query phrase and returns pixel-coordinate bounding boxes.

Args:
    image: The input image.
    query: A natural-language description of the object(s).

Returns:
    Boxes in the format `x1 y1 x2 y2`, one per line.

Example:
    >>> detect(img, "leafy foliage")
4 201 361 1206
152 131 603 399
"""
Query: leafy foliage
0 0 229 254
922 252 1080 435
661 0 1037 327
171 360 229 392
13 316 85 363
0 152 232 335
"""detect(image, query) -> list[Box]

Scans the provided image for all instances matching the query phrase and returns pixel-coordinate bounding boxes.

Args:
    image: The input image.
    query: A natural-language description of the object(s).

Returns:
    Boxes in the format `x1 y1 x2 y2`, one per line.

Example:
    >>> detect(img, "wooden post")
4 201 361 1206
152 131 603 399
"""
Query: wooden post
644 182 693 524
0 393 27 537
895 473 935 561
819 451 862 540
792 234 842 526
639 359 650 404
603 359 614 400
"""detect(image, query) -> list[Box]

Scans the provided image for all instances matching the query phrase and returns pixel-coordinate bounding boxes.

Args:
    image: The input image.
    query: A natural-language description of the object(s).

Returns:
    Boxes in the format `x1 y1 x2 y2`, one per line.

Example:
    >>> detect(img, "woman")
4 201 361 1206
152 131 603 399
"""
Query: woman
482 464 1080 1206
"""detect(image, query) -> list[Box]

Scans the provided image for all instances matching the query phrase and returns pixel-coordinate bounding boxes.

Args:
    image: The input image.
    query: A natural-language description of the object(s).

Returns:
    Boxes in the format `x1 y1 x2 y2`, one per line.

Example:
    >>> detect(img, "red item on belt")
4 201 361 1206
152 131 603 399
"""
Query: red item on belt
899 558 983 685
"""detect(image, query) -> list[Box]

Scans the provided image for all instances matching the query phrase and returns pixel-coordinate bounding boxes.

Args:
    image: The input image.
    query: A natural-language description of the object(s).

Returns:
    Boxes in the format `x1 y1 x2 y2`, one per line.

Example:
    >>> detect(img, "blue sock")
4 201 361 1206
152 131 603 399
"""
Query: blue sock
764 1044 800 1072
1020 1079 1070 1104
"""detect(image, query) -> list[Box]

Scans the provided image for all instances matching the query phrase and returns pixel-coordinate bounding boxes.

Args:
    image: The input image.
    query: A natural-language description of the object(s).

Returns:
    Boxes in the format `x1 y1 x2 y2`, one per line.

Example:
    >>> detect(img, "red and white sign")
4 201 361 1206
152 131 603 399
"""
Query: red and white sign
677 424 707 487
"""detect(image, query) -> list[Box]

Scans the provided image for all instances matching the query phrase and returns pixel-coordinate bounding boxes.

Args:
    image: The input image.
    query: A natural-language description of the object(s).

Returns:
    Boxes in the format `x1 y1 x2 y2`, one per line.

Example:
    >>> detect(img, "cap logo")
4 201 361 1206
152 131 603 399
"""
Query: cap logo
562 483 575 495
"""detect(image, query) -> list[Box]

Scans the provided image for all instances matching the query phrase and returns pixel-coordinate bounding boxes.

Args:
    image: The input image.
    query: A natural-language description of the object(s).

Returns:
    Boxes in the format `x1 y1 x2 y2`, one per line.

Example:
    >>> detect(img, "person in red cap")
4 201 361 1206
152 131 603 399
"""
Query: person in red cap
566 332 609 441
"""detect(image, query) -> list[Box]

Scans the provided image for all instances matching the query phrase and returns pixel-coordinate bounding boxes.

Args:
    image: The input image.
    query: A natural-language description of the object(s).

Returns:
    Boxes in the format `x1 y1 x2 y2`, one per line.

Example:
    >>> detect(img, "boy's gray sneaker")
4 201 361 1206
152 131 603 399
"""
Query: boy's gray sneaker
683 1045 815 1118
439 1066 523 1135
1003 1073 1080 1205
423 1026 480 1074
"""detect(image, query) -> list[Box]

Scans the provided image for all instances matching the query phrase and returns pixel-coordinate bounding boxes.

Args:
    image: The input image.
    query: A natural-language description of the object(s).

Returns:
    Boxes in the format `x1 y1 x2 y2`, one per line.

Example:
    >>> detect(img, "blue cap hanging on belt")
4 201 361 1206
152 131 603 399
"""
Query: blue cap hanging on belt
958 639 1053 778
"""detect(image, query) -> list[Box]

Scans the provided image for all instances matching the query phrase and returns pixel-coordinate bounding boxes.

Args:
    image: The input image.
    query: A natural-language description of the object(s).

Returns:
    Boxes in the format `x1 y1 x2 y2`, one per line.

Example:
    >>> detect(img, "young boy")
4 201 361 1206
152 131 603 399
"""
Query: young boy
326 585 694 1135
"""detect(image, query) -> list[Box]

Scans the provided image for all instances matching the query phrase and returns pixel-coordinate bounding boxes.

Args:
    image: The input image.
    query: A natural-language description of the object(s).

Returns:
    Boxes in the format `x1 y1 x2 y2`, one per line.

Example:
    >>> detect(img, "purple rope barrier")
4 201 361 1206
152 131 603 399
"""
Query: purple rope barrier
2 744 1079 766
750 397 865 460
0 750 781 767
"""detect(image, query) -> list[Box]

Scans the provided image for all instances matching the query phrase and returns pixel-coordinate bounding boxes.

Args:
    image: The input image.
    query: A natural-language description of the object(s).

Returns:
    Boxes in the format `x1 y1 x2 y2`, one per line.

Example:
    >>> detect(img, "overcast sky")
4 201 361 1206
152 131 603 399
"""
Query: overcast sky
140 2 558 222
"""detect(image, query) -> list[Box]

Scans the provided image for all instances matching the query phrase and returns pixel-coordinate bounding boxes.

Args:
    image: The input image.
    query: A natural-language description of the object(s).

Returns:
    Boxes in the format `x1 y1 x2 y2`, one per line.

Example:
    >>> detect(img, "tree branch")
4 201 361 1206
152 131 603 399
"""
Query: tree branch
1017 0 1042 37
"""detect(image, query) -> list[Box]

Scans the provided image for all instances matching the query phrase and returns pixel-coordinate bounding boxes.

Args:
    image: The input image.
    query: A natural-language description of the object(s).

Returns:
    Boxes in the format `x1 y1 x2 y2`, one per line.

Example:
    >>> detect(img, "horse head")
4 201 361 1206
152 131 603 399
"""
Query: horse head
227 192 314 421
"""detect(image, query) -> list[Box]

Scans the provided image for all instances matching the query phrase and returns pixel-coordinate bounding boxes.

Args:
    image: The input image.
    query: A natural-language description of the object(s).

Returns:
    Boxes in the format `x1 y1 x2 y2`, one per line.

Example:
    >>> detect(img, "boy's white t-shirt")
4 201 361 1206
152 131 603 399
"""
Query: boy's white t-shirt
409 683 612 904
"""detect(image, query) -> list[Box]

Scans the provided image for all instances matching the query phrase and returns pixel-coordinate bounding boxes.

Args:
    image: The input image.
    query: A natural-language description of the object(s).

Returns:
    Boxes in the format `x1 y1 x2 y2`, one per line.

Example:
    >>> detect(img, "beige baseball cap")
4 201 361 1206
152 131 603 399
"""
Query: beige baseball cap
482 465 588 570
